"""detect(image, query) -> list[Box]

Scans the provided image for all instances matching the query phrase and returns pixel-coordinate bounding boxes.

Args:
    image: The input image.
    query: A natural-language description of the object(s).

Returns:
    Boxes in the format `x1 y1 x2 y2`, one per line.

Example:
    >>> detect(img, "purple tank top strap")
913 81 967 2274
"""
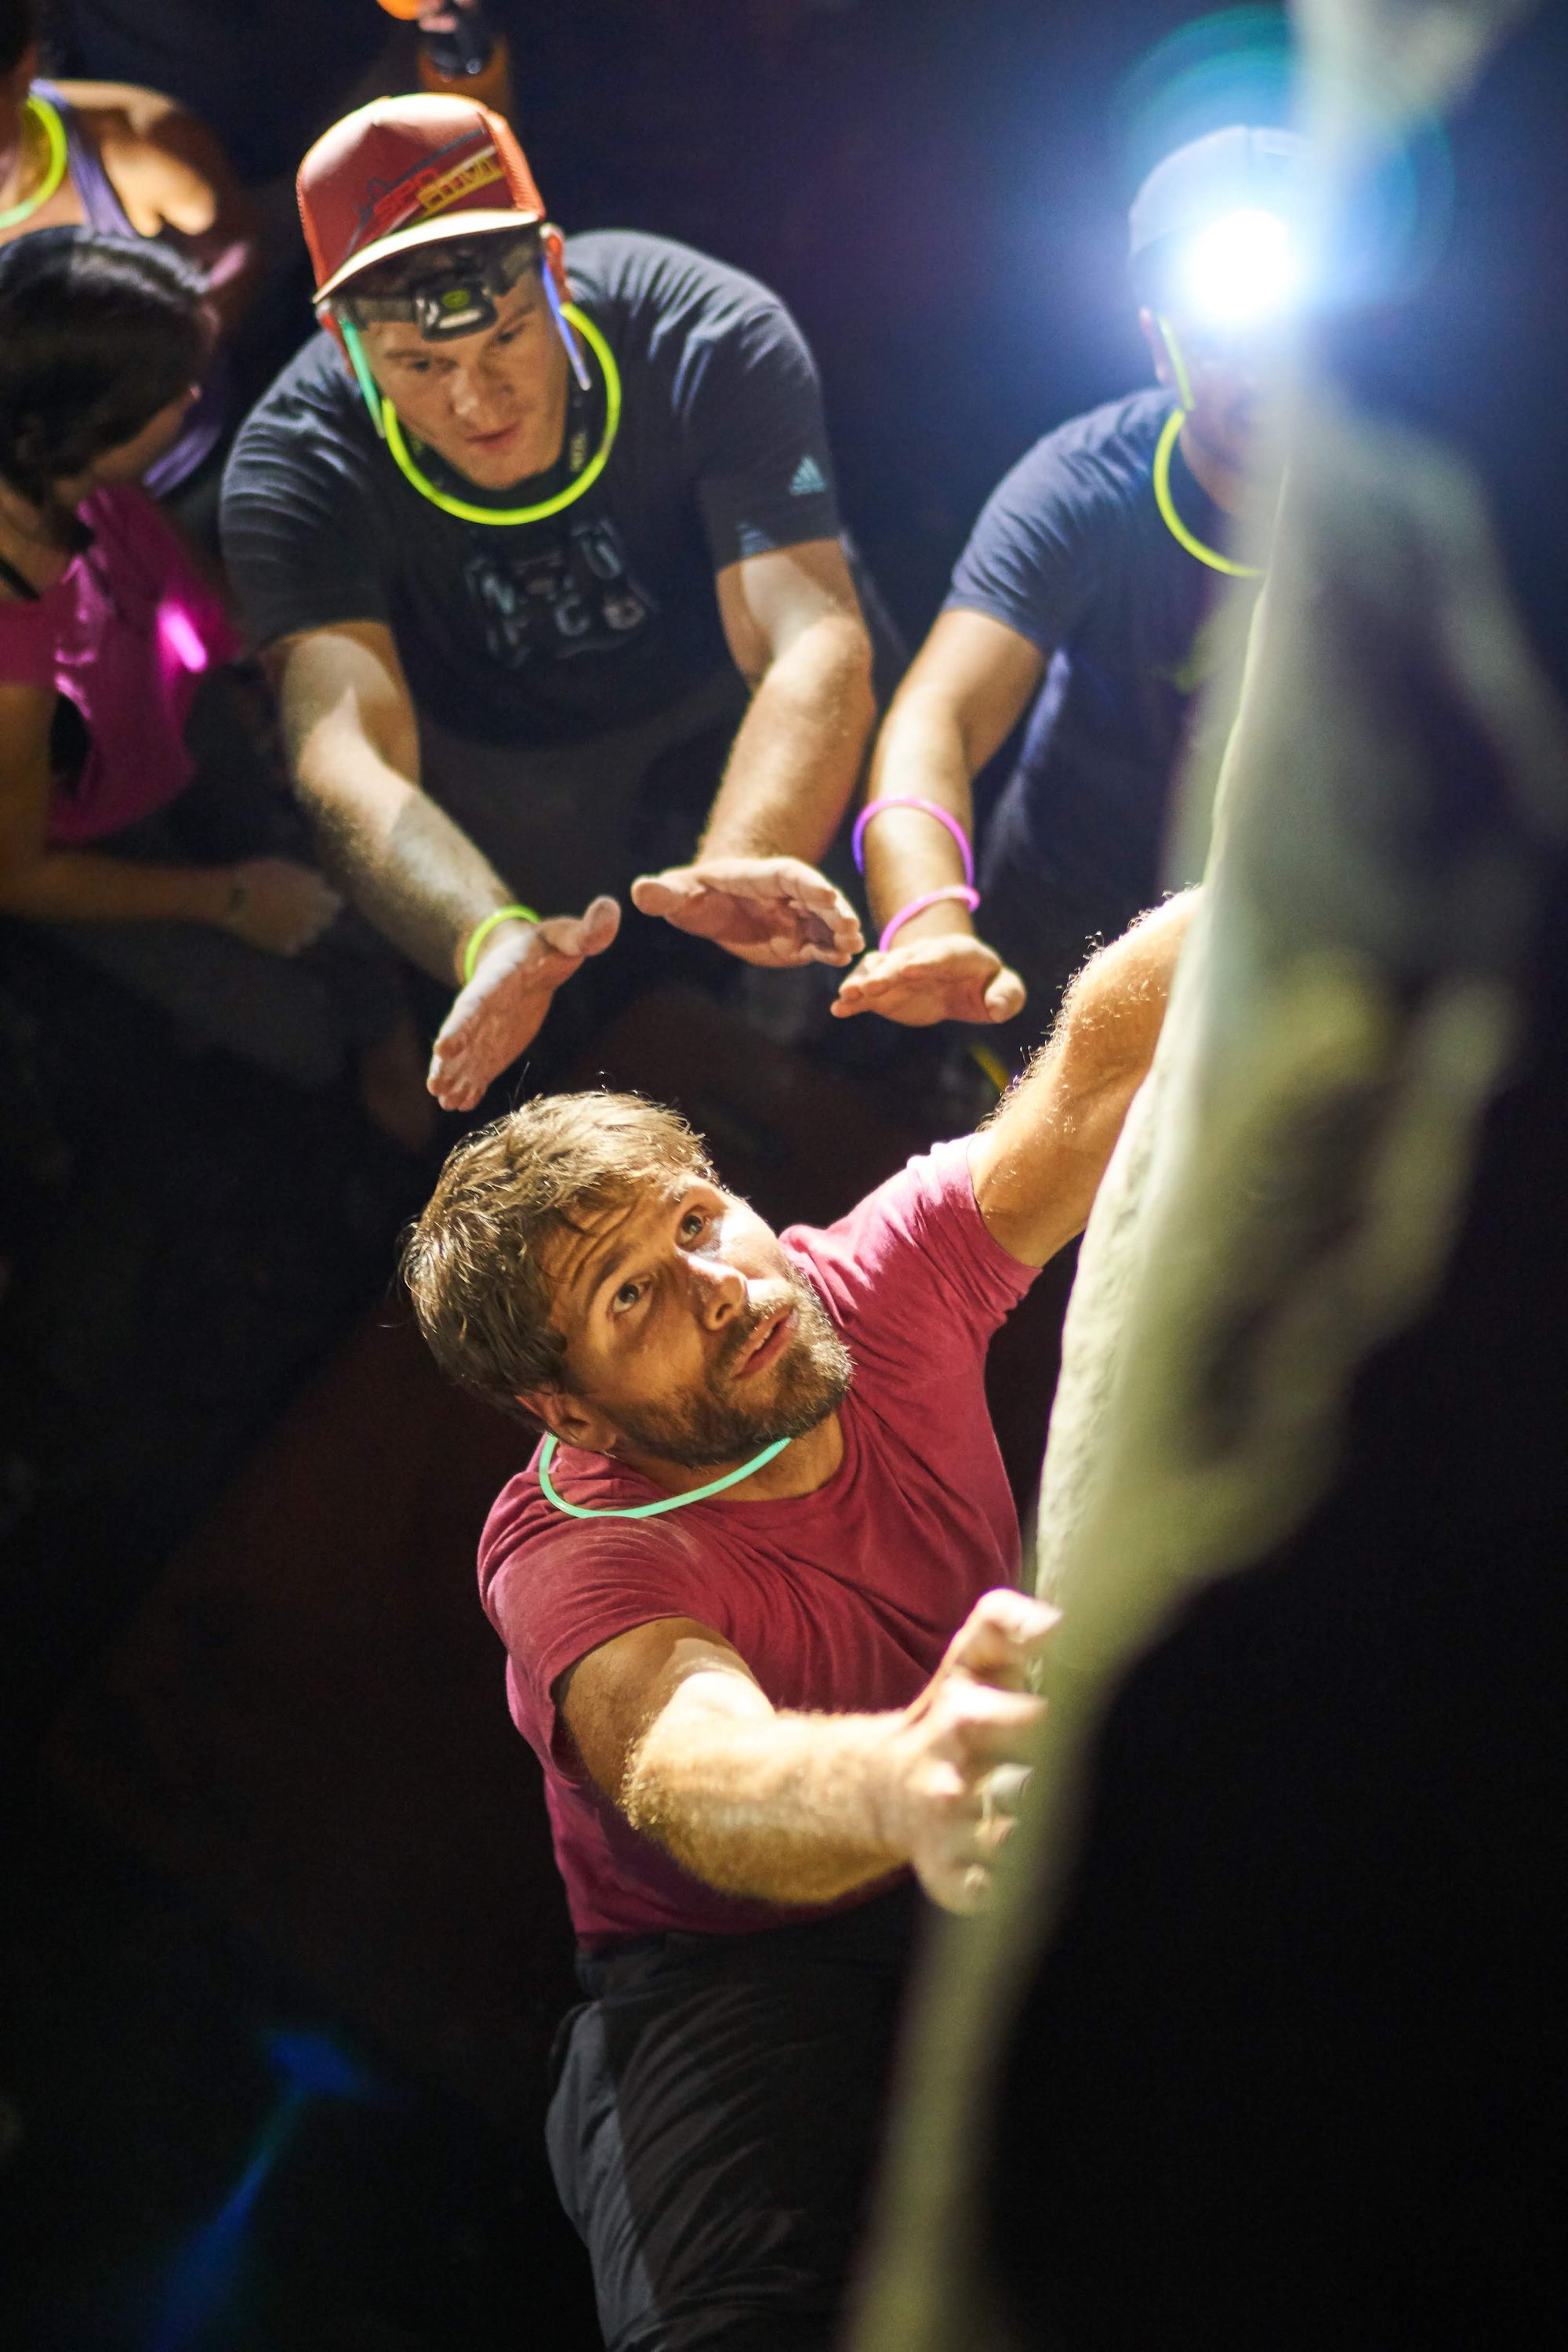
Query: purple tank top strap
32 79 137 238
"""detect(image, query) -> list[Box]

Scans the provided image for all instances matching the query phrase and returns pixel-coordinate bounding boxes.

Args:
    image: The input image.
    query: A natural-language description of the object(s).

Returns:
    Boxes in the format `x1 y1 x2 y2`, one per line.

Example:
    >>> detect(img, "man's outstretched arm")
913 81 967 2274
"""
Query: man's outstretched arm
968 890 1197 1268
274 619 619 1112
559 1589 1058 1916
630 539 874 969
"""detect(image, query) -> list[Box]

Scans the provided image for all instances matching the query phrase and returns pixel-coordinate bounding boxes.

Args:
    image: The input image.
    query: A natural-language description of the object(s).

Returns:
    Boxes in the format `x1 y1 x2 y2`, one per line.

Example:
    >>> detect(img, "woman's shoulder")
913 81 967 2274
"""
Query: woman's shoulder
51 79 222 237
48 79 185 138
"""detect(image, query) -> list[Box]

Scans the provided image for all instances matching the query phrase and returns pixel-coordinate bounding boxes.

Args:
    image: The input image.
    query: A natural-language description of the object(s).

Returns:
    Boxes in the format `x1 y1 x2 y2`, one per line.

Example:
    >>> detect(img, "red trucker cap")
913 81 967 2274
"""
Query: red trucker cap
299 93 546 308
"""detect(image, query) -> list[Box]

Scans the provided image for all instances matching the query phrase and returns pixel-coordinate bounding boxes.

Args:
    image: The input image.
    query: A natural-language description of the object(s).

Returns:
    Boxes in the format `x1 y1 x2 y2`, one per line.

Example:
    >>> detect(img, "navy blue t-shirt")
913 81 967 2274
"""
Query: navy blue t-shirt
946 388 1255 912
220 231 841 748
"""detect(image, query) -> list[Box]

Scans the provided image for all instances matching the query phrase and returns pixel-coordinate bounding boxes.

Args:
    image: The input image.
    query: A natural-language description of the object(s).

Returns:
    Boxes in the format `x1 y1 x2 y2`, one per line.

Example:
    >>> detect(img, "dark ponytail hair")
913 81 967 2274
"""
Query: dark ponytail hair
0 228 209 504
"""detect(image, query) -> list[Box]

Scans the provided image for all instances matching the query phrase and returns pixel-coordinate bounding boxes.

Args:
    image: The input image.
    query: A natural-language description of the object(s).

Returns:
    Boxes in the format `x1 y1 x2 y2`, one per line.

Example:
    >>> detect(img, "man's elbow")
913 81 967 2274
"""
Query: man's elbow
773 605 873 701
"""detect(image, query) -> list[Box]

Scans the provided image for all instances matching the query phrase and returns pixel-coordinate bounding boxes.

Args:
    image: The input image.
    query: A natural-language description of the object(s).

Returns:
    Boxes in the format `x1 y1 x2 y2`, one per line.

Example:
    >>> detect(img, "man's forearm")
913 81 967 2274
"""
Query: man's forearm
294 728 515 984
859 684 978 939
625 1702 905 1906
699 613 875 864
972 891 1196 1265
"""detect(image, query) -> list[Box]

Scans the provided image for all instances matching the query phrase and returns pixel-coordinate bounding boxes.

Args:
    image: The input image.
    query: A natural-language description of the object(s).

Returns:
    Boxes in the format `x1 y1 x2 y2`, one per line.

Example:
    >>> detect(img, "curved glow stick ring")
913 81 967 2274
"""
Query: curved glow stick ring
851 796 975 887
537 1432 792 1519
461 903 539 985
878 884 980 956
0 95 68 231
380 304 621 526
1151 406 1262 581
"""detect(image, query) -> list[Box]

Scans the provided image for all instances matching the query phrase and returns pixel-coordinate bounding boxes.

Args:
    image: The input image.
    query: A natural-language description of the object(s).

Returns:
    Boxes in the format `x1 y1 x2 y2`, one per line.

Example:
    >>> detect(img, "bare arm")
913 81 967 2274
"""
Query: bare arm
0 677 338 948
274 621 618 1109
833 607 1045 1027
561 1591 1058 1915
275 621 510 982
629 539 874 968
705 537 876 863
1 680 223 923
968 889 1196 1267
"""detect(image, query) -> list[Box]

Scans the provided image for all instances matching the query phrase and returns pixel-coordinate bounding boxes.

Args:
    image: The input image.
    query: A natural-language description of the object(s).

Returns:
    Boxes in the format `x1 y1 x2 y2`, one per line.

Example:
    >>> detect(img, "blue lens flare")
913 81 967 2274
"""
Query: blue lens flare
149 2030 381 2350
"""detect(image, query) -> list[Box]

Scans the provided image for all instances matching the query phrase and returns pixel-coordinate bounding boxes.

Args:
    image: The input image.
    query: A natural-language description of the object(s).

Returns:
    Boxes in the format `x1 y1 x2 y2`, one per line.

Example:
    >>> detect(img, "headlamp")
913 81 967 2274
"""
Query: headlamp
412 275 499 338
339 229 539 339
1129 125 1314 333
1180 205 1301 325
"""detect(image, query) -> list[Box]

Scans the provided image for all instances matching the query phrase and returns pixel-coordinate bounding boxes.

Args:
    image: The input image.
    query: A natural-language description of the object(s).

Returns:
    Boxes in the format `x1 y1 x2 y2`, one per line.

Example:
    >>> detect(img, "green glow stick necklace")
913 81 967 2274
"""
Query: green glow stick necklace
1152 405 1262 579
0 95 68 231
537 1431 791 1519
374 303 621 528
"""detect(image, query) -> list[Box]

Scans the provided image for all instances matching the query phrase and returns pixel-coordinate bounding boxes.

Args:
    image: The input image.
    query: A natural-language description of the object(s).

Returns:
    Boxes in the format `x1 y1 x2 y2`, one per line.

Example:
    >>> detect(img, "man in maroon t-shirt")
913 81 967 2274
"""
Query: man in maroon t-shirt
403 892 1192 2351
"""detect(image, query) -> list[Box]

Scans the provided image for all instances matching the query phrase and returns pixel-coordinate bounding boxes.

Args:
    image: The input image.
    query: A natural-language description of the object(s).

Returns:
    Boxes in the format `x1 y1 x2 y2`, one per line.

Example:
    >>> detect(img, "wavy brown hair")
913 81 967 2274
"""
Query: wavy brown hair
401 1091 714 1422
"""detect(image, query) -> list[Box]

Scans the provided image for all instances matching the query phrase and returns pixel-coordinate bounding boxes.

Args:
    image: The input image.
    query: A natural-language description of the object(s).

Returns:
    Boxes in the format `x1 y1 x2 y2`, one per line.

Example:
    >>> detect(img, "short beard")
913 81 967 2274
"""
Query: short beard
606 1269 853 1470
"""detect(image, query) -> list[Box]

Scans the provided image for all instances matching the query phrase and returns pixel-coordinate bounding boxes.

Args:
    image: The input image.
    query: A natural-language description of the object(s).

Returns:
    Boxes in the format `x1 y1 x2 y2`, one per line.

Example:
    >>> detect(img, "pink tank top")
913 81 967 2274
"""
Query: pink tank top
0 485 239 845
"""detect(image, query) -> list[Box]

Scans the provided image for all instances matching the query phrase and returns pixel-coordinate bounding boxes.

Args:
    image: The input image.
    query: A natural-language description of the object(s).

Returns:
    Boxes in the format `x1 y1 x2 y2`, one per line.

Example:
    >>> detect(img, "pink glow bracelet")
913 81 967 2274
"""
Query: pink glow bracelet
851 795 975 887
878 884 981 955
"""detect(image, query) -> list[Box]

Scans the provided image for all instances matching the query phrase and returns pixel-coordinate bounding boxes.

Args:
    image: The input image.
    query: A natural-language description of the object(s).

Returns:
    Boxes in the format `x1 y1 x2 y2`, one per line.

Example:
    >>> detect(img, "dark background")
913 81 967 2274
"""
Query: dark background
10 5 1515 2350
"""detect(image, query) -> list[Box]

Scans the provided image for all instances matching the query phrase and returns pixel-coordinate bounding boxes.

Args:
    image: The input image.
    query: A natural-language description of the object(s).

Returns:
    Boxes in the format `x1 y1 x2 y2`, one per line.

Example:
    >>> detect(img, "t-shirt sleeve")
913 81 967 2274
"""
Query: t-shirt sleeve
219 350 393 650
942 426 1118 657
480 1498 726 1772
678 289 842 569
786 1138 1036 1386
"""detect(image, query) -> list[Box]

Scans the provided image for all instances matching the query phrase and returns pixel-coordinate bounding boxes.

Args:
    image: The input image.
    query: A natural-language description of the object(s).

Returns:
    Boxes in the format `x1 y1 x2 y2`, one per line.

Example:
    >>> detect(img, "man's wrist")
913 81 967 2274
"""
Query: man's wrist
855 1711 915 1858
873 897 978 950
453 902 539 985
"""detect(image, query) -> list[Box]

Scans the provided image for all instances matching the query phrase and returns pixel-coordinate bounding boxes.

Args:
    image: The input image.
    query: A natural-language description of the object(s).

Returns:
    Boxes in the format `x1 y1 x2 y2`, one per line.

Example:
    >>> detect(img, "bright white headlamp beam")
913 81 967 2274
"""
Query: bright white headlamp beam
1182 206 1300 324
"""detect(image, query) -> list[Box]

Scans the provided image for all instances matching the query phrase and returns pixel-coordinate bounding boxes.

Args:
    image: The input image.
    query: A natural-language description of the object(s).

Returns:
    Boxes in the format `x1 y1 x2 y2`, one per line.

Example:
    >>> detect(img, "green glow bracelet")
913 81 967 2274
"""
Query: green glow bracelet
462 903 539 986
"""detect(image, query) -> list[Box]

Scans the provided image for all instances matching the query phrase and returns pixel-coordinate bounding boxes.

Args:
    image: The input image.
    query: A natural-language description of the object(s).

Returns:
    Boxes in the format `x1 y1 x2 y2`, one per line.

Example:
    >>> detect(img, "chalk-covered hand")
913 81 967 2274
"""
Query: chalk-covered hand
631 856 863 968
833 932 1025 1028
872 1588 1055 1915
427 896 620 1113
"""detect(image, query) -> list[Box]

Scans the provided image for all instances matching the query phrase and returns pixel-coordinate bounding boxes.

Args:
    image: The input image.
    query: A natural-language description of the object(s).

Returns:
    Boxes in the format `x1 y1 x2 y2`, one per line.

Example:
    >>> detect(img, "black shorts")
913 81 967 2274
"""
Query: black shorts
545 1882 926 2352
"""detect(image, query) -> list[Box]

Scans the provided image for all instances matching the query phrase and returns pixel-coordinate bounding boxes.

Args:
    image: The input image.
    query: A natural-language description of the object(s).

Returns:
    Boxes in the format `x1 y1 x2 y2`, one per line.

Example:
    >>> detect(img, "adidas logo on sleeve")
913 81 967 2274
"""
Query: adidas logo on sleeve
789 455 828 497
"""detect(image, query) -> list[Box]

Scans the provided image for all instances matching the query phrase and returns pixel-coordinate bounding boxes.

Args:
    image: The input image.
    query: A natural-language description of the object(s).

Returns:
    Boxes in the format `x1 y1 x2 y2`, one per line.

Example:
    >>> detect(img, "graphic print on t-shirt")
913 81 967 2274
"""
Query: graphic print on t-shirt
461 514 659 671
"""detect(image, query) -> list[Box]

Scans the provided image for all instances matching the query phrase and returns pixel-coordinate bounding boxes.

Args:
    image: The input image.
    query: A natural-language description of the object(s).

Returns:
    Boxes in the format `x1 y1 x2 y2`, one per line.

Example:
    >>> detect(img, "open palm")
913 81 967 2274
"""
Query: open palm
427 896 620 1112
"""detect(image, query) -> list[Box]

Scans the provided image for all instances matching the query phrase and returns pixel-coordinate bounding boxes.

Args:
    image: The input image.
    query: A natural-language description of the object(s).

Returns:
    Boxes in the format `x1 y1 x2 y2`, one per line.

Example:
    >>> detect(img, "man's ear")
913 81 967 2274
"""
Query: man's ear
520 1387 619 1455
542 224 570 302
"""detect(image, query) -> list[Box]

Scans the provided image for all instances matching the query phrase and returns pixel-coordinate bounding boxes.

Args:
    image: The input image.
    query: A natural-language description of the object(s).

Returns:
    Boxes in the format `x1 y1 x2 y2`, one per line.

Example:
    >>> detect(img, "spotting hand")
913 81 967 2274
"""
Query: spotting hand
874 1588 1055 1916
833 932 1025 1027
427 895 620 1113
630 856 863 968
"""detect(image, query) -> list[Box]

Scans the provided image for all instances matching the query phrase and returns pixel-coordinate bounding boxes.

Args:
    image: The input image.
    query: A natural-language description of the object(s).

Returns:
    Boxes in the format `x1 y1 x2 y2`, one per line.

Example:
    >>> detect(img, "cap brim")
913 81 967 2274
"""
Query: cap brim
314 207 544 306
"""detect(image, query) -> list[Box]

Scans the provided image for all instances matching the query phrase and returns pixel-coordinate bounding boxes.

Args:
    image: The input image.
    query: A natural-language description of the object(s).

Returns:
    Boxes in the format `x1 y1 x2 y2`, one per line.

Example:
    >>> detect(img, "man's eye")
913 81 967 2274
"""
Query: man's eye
680 1211 707 1241
612 1280 643 1313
